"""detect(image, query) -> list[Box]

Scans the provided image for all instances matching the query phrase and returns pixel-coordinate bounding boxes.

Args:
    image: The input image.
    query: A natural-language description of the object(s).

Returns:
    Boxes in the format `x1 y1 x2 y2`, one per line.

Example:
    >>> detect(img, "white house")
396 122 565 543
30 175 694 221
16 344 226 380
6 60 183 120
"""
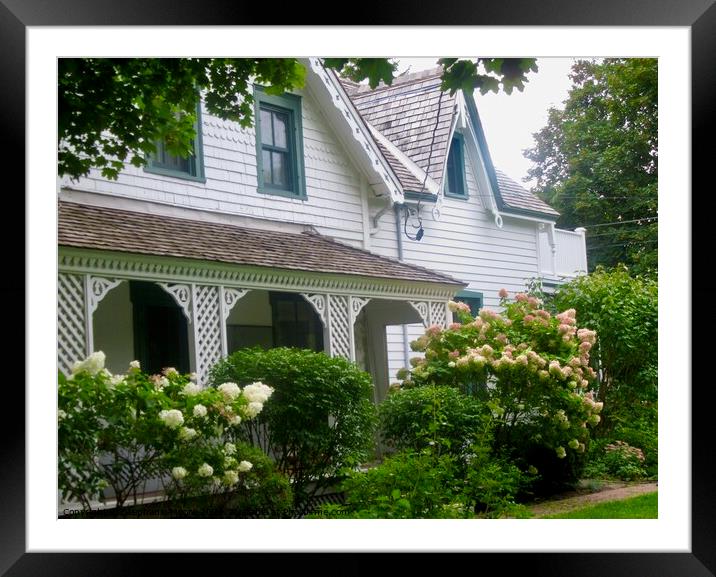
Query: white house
57 58 586 403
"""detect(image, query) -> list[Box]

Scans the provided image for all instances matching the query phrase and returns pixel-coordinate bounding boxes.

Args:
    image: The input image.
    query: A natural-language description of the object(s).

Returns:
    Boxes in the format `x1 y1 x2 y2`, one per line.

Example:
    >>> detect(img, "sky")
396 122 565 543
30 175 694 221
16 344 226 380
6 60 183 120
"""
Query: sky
395 58 576 189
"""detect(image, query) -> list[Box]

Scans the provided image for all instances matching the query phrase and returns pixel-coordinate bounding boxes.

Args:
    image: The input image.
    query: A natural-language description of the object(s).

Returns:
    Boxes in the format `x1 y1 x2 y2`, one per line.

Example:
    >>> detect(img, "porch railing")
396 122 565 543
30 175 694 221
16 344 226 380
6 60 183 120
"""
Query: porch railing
538 227 588 279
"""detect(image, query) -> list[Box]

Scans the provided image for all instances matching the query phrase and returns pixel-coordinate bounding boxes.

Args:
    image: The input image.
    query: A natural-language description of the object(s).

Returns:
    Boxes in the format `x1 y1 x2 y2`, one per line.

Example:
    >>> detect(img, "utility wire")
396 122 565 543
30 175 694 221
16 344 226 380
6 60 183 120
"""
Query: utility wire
404 88 445 241
586 239 658 250
583 216 658 228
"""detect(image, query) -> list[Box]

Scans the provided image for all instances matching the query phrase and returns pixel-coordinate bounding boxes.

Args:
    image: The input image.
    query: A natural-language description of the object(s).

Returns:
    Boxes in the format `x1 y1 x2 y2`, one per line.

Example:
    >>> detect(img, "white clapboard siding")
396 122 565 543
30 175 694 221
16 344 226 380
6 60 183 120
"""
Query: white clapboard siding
386 323 427 384
60 91 367 248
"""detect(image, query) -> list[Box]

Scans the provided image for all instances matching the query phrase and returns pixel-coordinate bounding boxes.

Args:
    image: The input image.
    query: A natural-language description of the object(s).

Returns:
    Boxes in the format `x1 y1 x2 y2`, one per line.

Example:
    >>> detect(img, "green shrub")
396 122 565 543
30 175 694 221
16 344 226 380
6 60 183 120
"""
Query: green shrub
378 385 489 457
312 450 464 519
463 454 533 518
209 347 377 502
58 352 278 510
553 266 657 434
398 292 603 493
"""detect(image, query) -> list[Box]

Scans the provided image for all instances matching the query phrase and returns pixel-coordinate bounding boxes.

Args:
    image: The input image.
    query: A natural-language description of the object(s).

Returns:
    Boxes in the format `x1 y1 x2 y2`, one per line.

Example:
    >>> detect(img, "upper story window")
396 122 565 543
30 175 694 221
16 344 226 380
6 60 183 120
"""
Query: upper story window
445 133 468 199
144 101 205 182
254 87 306 199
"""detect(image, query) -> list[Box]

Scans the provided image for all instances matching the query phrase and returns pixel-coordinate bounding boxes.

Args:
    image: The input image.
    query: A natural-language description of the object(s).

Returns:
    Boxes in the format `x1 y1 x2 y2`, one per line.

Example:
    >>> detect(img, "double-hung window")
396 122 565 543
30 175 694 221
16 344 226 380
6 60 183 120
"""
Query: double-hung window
445 133 468 199
145 101 205 182
254 87 306 199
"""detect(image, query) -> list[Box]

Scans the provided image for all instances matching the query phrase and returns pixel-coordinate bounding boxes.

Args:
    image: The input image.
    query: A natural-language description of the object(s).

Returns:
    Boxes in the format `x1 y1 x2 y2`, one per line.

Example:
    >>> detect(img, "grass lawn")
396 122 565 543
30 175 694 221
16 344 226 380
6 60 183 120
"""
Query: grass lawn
542 491 657 519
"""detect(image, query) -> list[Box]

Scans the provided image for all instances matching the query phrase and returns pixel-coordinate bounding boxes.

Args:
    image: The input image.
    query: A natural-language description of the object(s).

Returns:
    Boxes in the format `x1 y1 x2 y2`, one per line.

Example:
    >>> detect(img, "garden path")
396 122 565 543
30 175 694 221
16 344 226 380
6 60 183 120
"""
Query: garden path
528 481 658 517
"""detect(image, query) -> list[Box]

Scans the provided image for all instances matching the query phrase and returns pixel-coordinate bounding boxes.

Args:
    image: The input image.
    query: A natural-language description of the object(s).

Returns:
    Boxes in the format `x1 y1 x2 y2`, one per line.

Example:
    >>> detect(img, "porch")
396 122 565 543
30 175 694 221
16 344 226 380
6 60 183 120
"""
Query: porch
57 201 464 395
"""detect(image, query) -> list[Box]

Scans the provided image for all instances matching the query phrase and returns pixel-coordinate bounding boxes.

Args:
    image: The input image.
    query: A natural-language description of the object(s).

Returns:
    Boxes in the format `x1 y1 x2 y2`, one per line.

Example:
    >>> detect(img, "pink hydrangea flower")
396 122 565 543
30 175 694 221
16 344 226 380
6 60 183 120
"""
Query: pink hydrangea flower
498 288 509 298
515 293 528 302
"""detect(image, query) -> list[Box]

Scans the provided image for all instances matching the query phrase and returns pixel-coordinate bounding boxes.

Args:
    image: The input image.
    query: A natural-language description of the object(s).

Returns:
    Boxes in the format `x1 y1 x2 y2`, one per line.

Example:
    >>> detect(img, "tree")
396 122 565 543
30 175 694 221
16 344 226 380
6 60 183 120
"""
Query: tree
524 59 657 276
58 57 537 181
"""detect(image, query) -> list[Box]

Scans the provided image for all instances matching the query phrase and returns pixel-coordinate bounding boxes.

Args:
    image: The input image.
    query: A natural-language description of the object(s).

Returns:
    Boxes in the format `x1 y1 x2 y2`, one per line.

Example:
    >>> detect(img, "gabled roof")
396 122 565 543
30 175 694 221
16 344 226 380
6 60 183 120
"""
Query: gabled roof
341 66 559 220
343 69 453 187
495 170 559 217
58 201 464 286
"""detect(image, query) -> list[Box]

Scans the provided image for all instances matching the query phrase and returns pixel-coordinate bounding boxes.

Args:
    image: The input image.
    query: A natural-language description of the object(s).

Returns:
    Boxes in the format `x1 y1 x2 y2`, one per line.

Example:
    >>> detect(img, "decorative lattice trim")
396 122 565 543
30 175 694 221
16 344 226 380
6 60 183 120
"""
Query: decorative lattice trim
158 283 192 323
60 249 459 302
301 293 328 327
87 276 122 314
58 273 87 375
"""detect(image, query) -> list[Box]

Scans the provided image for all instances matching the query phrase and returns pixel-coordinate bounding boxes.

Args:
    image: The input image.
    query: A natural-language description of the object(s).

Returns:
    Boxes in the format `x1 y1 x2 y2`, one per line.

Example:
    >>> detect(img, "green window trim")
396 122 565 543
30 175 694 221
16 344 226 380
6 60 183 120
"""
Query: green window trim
454 289 483 316
444 133 468 199
144 101 206 183
254 86 307 200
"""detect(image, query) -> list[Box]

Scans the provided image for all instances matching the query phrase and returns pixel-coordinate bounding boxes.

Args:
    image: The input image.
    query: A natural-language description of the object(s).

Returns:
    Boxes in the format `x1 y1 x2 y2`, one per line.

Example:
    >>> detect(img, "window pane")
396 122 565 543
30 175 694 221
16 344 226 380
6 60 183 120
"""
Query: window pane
260 108 273 146
273 111 288 149
262 149 272 184
272 151 288 187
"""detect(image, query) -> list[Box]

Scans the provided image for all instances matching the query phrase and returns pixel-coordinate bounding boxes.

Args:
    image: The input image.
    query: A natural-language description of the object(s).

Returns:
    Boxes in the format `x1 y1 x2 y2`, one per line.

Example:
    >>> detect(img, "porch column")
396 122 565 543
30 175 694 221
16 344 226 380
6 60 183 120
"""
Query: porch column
301 293 370 361
159 282 235 386
58 273 125 375
57 272 88 376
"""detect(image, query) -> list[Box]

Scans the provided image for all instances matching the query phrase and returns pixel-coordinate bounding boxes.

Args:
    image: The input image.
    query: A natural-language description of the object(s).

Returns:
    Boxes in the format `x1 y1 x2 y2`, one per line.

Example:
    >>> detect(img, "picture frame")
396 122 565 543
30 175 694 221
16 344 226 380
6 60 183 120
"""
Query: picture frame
11 1 708 574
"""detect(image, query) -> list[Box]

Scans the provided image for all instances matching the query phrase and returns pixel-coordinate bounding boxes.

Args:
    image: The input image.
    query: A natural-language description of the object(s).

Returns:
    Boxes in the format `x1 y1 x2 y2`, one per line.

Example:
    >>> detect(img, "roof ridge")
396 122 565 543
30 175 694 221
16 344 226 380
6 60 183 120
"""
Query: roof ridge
344 67 443 97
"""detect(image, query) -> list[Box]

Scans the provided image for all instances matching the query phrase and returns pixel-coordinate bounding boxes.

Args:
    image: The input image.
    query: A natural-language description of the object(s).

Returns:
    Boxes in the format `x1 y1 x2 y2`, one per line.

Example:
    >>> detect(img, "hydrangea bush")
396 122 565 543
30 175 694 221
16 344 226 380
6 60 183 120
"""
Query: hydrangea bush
397 290 604 488
58 352 276 510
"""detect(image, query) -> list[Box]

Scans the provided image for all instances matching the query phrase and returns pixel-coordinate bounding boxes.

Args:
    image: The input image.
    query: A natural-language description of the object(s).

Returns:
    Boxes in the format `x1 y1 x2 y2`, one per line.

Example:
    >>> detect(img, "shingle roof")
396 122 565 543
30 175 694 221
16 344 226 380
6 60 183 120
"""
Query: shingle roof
341 67 559 218
58 202 464 286
343 69 454 185
494 170 560 217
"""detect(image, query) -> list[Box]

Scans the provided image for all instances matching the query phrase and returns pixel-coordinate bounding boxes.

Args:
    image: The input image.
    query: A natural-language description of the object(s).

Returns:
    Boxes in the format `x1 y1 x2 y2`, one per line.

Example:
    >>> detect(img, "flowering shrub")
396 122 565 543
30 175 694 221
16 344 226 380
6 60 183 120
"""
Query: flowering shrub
209 347 376 504
397 291 603 490
58 352 278 510
583 439 649 481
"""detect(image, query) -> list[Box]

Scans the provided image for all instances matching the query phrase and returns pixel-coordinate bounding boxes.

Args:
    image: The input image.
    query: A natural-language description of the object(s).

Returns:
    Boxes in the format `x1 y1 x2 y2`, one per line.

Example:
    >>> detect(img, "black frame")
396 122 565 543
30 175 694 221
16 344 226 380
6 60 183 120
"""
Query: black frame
16 2 709 575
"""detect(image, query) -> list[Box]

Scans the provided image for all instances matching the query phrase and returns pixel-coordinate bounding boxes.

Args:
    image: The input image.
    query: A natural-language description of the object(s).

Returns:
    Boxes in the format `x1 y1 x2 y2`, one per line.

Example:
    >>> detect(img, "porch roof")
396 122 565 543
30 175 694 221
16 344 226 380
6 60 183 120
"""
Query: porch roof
58 201 464 286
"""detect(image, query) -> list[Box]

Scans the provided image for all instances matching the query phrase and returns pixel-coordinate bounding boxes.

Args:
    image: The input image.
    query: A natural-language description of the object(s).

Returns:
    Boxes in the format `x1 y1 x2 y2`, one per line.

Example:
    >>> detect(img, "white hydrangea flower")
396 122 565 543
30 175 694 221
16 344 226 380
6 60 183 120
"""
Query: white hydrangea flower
182 382 202 396
237 461 253 472
193 404 208 418
109 374 126 388
224 442 236 455
197 463 214 477
218 382 241 401
555 446 567 459
159 409 184 429
224 457 237 469
178 427 197 441
224 470 239 486
229 415 242 426
129 360 141 370
163 367 179 377
244 402 264 419
172 466 187 480
57 409 67 421
189 372 198 382
71 351 106 376
241 382 274 404
153 376 169 390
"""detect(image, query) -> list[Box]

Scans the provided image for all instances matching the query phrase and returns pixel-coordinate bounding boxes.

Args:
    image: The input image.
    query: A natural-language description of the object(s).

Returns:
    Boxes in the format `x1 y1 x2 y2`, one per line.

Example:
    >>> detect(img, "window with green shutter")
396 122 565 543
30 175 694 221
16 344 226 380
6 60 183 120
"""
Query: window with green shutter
445 133 468 199
144 102 205 182
254 87 306 199
454 289 483 316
